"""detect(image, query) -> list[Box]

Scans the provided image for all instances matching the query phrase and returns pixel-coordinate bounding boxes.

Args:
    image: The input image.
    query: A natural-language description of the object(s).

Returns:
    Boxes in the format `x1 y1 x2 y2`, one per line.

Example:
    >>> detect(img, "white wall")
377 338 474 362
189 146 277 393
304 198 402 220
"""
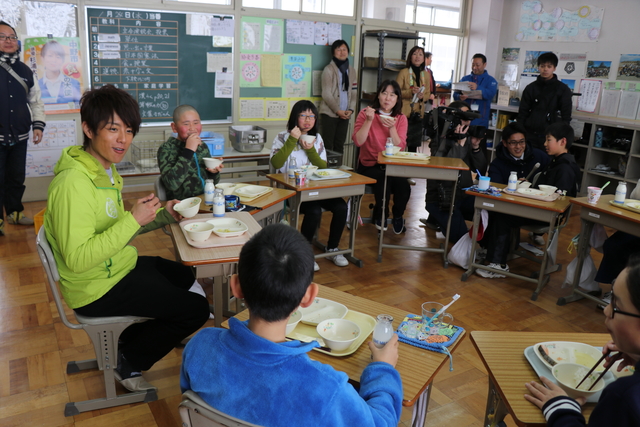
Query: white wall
464 0 504 77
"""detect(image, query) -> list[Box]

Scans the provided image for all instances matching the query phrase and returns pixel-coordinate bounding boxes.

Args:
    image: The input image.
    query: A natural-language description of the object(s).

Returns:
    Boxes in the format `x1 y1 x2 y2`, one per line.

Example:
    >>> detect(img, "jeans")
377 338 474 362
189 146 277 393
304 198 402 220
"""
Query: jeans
0 140 28 220
75 256 210 371
299 198 348 249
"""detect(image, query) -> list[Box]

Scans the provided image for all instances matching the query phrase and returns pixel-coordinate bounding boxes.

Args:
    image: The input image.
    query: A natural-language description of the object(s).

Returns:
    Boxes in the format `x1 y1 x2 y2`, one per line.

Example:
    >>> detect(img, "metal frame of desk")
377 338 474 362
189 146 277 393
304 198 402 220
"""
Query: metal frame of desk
267 172 376 267
558 194 640 306
376 153 469 266
461 189 572 301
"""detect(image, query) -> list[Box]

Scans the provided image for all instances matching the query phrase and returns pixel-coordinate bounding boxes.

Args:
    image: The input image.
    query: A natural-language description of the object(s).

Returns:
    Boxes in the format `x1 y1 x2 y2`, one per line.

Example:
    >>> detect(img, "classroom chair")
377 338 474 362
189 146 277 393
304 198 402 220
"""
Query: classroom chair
179 390 263 427
36 227 157 416
154 175 168 201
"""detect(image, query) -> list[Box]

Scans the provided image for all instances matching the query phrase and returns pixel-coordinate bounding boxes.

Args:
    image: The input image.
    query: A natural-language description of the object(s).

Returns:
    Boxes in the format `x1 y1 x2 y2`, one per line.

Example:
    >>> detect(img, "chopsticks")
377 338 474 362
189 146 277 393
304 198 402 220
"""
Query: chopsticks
576 351 621 390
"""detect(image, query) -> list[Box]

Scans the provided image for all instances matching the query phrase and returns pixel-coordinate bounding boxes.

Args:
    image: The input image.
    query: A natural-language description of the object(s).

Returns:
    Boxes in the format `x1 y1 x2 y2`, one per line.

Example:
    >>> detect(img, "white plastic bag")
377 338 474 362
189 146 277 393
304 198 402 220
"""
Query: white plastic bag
545 229 559 274
590 224 608 253
562 254 598 291
447 233 472 269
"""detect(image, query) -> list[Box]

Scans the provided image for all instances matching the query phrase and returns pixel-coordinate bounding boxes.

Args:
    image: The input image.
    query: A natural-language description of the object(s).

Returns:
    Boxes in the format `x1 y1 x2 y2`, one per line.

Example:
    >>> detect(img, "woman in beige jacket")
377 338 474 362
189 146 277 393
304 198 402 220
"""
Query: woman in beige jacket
319 40 357 154
396 46 431 152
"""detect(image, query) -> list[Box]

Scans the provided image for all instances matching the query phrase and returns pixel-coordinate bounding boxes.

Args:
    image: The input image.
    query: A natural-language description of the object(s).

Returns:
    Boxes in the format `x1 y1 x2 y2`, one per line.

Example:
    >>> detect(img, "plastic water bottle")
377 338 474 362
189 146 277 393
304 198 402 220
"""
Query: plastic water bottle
372 314 394 348
614 181 627 204
288 156 297 180
204 179 215 205
385 138 394 155
508 171 518 191
594 127 603 148
213 188 225 217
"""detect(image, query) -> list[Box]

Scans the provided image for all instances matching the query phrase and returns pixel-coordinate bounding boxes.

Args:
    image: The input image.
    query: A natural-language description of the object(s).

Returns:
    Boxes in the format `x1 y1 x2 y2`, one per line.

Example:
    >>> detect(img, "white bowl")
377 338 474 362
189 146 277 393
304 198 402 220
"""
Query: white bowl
316 318 361 351
216 182 238 196
518 181 532 189
183 222 214 242
379 115 396 125
205 218 249 238
174 197 201 218
203 157 223 169
300 135 315 144
538 185 557 195
552 362 605 399
299 297 348 326
286 309 302 335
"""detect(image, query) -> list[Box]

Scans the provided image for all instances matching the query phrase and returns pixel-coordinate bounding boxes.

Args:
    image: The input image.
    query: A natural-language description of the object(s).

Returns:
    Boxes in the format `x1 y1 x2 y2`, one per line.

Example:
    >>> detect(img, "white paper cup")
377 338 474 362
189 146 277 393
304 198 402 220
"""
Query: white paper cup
478 176 490 191
587 186 603 204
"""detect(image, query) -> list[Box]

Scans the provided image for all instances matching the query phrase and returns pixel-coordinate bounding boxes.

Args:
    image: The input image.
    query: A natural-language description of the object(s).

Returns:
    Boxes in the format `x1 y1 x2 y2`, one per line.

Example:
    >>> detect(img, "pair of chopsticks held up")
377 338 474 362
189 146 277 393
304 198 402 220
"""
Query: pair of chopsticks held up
576 351 623 391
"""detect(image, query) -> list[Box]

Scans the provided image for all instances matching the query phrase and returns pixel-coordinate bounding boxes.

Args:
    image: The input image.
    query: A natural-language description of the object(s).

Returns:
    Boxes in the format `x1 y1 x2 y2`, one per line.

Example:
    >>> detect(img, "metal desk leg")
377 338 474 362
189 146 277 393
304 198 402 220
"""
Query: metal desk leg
377 171 390 263
441 176 460 268
530 213 558 301
213 275 225 328
411 383 433 427
484 379 509 427
461 207 482 281
346 194 364 267
557 219 595 305
289 193 301 231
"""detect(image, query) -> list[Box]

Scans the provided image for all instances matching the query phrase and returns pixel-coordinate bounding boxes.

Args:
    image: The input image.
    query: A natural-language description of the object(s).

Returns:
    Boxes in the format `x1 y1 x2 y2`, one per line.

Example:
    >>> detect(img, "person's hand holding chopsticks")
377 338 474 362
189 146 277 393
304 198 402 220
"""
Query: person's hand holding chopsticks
602 340 636 371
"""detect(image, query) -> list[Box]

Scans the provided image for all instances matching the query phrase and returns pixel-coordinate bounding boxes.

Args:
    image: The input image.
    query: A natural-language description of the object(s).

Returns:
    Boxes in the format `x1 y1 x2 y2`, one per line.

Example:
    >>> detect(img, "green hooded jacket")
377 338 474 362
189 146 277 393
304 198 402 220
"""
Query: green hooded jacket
44 146 175 309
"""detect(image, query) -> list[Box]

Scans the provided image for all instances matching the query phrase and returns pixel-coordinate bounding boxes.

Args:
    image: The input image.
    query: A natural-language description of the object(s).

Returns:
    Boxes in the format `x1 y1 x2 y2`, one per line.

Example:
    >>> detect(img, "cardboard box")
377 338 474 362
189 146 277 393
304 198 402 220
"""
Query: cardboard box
498 85 516 106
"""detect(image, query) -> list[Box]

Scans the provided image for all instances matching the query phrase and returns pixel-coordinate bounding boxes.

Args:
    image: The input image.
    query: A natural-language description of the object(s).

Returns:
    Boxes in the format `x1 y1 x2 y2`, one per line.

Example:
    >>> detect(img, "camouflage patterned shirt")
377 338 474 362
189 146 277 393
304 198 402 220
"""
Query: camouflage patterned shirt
157 137 220 200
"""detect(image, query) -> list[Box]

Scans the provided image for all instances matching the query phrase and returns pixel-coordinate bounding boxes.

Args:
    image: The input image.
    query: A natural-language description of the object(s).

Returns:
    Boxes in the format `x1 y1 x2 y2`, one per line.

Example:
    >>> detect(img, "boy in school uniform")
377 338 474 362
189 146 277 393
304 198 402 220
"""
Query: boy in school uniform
524 254 640 426
478 122 579 278
518 52 573 151
157 105 223 200
180 223 403 427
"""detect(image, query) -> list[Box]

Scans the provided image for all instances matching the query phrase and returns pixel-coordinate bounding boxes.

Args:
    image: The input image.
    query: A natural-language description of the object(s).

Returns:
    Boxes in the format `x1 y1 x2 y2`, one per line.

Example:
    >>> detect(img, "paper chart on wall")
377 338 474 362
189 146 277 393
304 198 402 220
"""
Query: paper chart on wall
263 19 283 53
282 54 311 98
327 23 342 45
516 2 604 42
239 98 264 120
617 91 640 120
557 53 586 78
577 79 602 113
215 72 233 98
312 70 322 96
598 90 620 117
207 52 233 73
286 20 314 45
261 54 282 87
314 22 328 45
265 99 289 120
242 21 261 51
239 54 261 88
26 120 76 178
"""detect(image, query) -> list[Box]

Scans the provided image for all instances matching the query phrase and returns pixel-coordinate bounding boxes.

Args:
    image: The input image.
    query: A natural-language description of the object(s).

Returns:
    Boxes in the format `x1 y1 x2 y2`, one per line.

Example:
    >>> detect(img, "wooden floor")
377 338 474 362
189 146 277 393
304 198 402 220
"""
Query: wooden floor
0 180 609 427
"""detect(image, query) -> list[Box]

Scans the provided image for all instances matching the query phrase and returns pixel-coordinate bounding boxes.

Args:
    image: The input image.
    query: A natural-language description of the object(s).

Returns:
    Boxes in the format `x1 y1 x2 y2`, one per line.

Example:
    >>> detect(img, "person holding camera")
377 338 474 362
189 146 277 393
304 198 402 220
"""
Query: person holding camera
423 101 487 243
396 46 430 153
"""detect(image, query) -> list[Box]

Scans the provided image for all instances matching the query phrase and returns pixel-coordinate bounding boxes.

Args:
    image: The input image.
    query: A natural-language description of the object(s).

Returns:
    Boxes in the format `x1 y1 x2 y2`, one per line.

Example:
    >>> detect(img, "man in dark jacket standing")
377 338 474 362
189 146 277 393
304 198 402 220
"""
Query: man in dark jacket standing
489 122 549 185
0 21 46 235
518 52 572 151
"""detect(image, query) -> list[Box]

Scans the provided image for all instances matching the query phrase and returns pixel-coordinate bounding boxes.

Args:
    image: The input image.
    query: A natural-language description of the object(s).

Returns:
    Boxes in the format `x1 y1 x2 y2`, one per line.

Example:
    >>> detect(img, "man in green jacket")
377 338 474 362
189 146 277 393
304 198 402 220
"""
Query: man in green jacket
44 85 210 392
157 105 223 200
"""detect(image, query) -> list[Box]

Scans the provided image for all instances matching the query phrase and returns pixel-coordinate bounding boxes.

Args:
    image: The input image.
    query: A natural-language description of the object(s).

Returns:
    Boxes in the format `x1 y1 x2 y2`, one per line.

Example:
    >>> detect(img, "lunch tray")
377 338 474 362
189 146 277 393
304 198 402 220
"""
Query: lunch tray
307 171 351 181
233 185 273 202
179 218 253 248
609 199 640 215
503 188 560 202
524 345 614 403
287 310 376 357
382 152 430 161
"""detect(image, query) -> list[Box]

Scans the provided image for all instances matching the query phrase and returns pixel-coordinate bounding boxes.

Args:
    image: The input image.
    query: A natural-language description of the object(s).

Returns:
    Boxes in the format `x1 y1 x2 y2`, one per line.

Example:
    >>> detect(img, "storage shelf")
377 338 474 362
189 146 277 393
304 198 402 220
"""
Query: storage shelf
591 147 628 155
573 143 588 148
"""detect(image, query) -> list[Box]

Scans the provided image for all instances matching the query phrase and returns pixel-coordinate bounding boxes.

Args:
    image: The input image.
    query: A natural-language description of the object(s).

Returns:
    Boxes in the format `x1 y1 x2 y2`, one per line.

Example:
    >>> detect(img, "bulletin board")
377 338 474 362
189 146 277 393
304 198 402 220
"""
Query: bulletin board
86 7 233 123
238 17 355 121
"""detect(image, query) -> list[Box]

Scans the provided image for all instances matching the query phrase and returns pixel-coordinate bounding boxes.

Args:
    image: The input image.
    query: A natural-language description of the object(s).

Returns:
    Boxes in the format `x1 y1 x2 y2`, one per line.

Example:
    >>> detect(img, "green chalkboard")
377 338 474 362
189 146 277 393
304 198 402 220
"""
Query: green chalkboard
239 23 355 98
86 7 232 123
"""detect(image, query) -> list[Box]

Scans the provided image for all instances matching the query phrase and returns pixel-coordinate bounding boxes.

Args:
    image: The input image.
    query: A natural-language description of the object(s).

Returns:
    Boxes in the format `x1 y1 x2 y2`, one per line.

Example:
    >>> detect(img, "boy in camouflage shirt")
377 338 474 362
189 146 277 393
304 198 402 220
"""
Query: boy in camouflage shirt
157 105 223 200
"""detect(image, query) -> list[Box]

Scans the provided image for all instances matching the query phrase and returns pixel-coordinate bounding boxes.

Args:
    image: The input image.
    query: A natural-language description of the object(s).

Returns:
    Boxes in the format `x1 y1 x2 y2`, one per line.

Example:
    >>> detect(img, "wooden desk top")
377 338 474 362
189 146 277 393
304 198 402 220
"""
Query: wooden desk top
377 152 468 170
267 171 376 191
471 331 610 426
571 195 640 224
467 184 573 213
197 187 295 213
224 285 466 407
169 212 261 266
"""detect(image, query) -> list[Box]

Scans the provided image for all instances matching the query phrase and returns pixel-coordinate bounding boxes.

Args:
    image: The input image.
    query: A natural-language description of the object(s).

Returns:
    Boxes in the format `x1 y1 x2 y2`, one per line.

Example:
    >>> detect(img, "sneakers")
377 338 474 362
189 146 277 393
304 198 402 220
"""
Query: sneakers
477 263 509 279
326 248 349 267
374 218 388 231
114 370 157 392
392 217 406 234
597 291 612 310
0 219 3 236
314 261 320 272
529 232 545 246
7 211 34 225
420 217 441 232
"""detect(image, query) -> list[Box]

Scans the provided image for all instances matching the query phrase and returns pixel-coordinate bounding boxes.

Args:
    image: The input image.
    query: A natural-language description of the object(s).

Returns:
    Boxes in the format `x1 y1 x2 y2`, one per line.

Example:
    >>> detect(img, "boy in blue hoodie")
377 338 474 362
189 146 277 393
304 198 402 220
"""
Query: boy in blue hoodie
181 224 403 427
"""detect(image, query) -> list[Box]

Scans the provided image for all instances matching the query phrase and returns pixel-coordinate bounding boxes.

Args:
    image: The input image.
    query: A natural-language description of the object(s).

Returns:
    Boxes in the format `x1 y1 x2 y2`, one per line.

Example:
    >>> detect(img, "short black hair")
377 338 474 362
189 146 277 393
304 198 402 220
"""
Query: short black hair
80 85 141 148
537 52 558 67
0 21 16 34
545 122 574 149
501 122 527 143
405 46 425 69
448 100 471 110
287 100 318 136
237 224 315 322
425 51 432 59
371 80 403 117
331 39 349 56
626 253 640 313
473 53 487 63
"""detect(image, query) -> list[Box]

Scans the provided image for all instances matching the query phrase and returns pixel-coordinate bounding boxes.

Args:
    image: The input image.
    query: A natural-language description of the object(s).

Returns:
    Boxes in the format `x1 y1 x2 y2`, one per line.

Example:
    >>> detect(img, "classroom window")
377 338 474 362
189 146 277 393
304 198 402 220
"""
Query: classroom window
365 0 462 28
302 0 355 16
419 32 459 83
167 0 231 4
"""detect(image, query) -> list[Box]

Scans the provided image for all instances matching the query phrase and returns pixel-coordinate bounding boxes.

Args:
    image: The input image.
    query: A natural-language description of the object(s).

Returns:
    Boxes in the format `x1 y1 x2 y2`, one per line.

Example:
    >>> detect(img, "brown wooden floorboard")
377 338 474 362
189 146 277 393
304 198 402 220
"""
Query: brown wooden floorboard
0 180 609 426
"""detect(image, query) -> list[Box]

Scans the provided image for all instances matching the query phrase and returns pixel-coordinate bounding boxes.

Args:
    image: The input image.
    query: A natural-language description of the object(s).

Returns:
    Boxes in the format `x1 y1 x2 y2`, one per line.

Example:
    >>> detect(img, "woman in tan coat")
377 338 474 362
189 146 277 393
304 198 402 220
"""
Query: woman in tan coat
396 46 430 152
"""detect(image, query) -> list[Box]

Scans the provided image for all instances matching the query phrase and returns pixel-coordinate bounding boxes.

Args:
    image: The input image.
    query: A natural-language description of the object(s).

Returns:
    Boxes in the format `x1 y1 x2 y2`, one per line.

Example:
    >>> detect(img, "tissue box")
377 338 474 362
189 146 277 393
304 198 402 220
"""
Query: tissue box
201 132 225 156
